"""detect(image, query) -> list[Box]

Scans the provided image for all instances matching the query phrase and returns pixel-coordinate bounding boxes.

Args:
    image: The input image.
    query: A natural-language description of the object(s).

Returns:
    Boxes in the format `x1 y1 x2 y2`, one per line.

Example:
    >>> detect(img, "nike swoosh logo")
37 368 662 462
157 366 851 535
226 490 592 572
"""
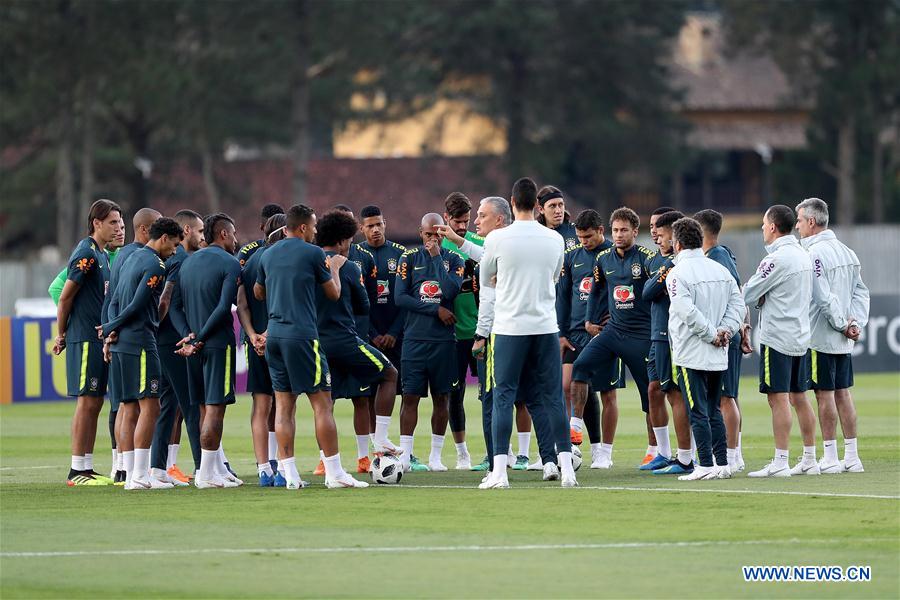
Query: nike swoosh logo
605 270 615 275
574 263 584 268
661 379 670 386
610 379 619 386
799 464 816 473
414 266 426 270
359 386 370 392
452 380 459 386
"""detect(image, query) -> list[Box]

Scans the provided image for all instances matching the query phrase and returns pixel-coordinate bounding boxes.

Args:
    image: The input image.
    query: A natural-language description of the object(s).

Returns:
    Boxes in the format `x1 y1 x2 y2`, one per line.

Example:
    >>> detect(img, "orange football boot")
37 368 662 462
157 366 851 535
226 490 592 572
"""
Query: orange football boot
357 456 372 473
313 460 326 476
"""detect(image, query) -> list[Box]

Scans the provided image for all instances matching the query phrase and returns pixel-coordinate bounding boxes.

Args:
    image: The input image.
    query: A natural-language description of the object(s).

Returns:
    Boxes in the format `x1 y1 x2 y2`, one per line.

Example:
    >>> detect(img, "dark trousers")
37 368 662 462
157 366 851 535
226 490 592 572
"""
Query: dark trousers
449 338 475 433
152 345 201 471
491 333 570 464
676 366 726 468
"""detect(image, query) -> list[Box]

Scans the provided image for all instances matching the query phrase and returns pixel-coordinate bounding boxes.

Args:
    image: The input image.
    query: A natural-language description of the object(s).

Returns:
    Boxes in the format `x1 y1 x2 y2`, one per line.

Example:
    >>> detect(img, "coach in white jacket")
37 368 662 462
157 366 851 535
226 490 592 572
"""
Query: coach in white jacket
665 218 744 481
795 197 870 474
743 205 817 478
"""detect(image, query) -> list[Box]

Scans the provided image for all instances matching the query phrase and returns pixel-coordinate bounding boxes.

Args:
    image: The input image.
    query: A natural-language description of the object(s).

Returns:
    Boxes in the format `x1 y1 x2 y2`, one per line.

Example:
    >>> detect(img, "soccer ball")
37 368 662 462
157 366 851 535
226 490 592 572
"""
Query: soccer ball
557 446 582 471
371 454 403 484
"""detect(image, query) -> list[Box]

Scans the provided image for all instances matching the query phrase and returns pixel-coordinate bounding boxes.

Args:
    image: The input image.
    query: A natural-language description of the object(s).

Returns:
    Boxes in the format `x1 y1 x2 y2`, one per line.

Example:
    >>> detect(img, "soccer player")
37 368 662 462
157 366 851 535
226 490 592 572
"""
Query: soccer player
102 207 161 483
536 185 579 251
794 197 869 473
152 209 205 485
254 204 368 489
395 213 464 472
236 213 285 486
358 205 407 449
438 192 481 469
557 209 623 469
744 205 816 478
316 211 401 469
479 177 576 489
642 210 696 475
101 218 183 489
665 218 745 481
53 199 123 486
694 209 752 472
177 213 244 488
570 207 655 469
236 203 285 268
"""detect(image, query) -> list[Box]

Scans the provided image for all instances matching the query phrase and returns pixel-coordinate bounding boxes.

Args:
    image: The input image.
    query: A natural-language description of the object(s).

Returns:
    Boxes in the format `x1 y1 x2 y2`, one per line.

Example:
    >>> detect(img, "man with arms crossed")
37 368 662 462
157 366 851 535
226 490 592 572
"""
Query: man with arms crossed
744 205 816 478
665 218 745 481
479 178 576 489
795 197 869 473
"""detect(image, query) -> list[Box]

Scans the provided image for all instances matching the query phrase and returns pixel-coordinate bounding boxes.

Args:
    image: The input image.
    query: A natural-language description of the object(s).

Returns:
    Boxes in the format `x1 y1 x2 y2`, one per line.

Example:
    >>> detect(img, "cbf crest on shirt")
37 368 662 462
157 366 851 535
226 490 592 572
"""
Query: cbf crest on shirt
394 247 463 342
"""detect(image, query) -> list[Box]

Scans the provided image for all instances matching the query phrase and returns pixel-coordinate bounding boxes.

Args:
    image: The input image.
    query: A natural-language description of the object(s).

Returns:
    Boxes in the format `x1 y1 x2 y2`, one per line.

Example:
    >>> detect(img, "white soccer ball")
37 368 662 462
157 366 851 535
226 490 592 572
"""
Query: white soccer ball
371 454 403 484
558 446 582 471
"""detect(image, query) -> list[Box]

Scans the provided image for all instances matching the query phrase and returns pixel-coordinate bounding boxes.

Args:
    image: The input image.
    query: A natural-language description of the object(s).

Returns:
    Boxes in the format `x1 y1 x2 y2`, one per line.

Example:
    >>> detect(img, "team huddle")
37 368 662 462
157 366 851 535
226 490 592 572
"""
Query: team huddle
52 178 869 490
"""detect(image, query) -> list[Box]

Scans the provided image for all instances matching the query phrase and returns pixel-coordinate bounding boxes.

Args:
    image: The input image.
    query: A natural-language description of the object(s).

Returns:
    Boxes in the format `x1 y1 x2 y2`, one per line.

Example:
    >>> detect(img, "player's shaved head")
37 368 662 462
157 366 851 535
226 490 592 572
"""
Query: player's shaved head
421 213 443 229
133 207 161 229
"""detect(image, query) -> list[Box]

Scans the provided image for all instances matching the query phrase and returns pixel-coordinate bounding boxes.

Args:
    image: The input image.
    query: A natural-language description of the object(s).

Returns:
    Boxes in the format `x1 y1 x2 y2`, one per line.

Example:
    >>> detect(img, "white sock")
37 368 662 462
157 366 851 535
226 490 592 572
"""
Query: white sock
774 448 789 469
218 443 229 466
375 415 392 445
356 435 369 460
258 462 273 477
116 451 124 471
691 434 698 462
133 448 150 481
726 447 737 467
823 439 838 462
517 431 531 458
323 453 346 479
276 459 286 476
558 451 575 478
430 434 445 464
214 450 229 477
83 453 93 470
455 441 469 458
122 450 135 485
369 433 376 446
198 449 216 481
71 455 85 471
400 435 414 467
677 448 692 465
492 453 508 475
645 445 657 456
507 444 515 459
737 431 743 452
652 427 671 459
111 449 118 471
844 437 858 460
590 442 602 455
600 443 613 459
319 449 326 461
167 444 179 469
803 445 816 462
281 456 300 483
151 467 168 480
569 417 584 433
267 432 277 461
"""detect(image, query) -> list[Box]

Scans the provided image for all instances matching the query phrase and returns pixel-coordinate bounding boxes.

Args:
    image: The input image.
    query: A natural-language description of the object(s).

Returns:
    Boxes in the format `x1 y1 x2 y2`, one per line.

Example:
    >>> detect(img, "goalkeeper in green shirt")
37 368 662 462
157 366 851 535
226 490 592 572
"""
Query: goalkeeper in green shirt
439 193 484 470
49 235 125 304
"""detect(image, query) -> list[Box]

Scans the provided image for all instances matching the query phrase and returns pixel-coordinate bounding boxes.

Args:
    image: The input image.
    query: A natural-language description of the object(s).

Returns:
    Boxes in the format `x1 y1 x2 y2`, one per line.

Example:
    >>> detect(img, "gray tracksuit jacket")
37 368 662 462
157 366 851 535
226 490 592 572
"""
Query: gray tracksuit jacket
743 235 813 357
801 229 870 355
666 249 745 372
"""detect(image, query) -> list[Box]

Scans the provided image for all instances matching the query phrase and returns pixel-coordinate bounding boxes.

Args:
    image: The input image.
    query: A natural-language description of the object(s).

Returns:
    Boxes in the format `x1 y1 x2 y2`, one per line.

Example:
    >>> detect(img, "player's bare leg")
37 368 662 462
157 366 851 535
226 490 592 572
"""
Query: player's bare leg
372 366 400 454
129 396 170 489
309 390 367 488
428 392 450 471
834 387 862 472
788 392 819 474
251 393 273 480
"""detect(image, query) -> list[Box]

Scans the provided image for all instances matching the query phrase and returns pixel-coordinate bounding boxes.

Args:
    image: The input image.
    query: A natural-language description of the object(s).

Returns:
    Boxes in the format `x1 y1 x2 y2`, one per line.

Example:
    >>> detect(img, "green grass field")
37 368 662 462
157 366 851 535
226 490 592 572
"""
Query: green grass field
1 373 898 598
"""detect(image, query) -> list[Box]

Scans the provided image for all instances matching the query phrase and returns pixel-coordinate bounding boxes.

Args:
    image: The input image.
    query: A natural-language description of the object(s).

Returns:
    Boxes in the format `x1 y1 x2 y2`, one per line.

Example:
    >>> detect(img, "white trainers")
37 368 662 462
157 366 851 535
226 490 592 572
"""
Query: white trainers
678 465 718 481
129 476 173 490
716 465 733 479
455 455 472 470
374 439 403 456
542 463 560 481
733 454 745 472
590 455 613 469
842 457 865 473
194 476 225 489
507 451 516 466
561 474 579 488
325 473 369 488
818 458 843 474
153 470 187 487
223 472 244 486
789 459 821 476
477 472 509 489
526 459 543 471
286 478 309 490
747 462 791 478
428 460 448 472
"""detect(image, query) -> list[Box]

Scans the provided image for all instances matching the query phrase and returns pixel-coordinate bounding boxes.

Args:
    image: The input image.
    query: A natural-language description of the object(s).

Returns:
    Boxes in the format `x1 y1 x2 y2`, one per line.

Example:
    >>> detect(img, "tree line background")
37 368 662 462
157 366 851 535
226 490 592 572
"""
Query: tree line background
1 0 898 256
